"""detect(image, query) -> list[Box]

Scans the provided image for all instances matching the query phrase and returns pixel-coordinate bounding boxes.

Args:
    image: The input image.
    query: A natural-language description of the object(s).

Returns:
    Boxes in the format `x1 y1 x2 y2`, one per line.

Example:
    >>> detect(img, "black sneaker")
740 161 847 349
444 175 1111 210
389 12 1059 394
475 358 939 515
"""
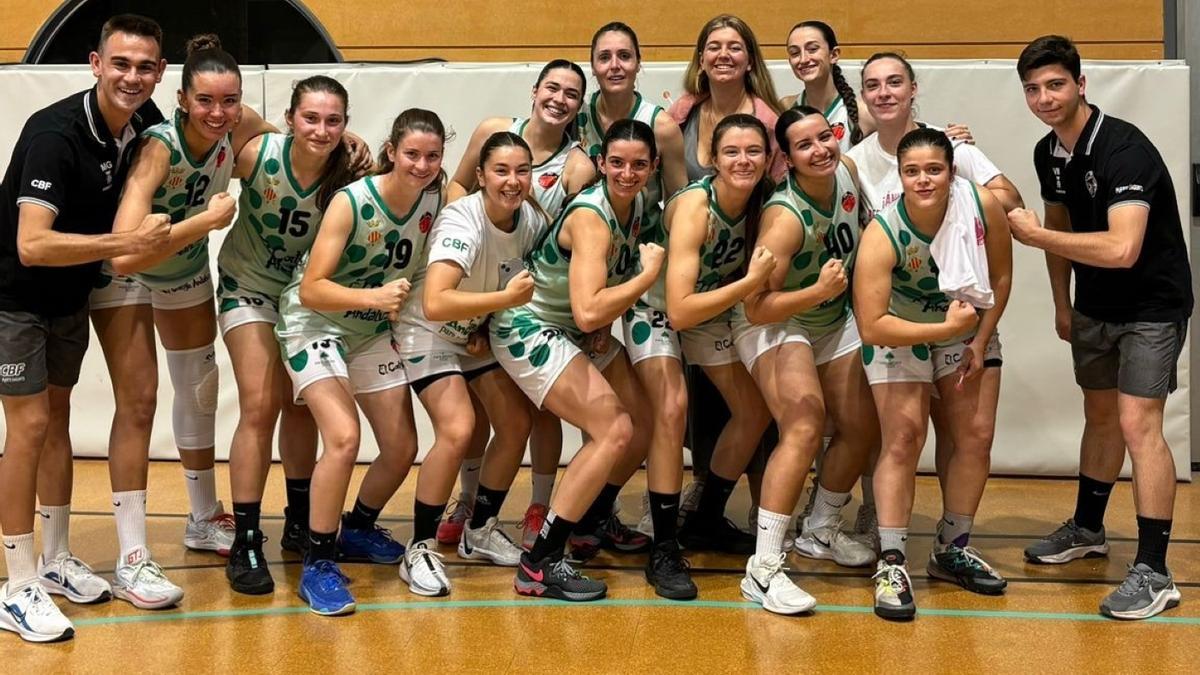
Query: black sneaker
281 508 309 556
598 513 652 553
927 544 1008 595
515 551 607 602
645 542 697 600
679 513 756 554
226 529 274 595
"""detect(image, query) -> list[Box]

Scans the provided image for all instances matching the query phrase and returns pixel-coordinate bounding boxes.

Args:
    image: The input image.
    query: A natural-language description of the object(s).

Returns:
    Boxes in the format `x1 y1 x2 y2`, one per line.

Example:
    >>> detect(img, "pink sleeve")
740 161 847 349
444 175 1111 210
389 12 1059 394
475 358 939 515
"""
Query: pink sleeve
752 100 787 182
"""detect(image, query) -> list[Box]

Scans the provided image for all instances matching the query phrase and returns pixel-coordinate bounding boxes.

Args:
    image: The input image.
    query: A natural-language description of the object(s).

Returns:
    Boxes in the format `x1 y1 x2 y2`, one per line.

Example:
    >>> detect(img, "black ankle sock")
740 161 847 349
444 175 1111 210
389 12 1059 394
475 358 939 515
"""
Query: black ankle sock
232 501 261 534
649 491 680 545
412 499 446 543
881 549 906 566
1133 515 1172 575
470 484 509 529
573 483 622 535
1072 473 1114 532
696 472 738 523
285 477 311 521
530 511 575 561
307 529 338 563
343 498 383 530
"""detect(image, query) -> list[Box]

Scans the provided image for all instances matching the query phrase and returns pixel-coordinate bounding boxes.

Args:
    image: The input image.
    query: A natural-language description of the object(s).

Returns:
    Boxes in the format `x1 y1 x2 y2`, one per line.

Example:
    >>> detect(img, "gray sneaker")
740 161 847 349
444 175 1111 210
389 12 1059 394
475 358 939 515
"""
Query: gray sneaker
852 503 879 553
1024 519 1109 564
1100 563 1181 620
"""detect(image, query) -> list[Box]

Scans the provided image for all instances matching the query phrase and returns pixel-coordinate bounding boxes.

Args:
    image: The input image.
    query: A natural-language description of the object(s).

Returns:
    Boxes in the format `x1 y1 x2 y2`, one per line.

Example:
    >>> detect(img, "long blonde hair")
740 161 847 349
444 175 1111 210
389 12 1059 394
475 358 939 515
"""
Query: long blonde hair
682 15 782 115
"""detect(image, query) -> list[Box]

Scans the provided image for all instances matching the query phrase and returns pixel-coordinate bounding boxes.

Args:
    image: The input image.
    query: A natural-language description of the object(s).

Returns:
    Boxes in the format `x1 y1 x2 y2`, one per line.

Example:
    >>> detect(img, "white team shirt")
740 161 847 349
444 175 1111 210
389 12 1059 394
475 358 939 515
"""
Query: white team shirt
398 191 548 346
847 126 1002 215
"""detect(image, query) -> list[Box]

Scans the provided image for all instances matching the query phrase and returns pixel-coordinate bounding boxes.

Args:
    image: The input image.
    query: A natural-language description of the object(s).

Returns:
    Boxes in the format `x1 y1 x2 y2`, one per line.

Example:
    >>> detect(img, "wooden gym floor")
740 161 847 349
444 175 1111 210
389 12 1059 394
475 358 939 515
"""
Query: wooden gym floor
3 459 1197 672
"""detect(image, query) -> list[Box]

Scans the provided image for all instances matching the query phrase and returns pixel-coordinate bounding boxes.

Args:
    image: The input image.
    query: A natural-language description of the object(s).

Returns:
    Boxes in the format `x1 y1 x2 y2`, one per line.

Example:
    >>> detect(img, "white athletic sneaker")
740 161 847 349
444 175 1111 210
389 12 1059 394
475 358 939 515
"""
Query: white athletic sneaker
636 491 654 537
739 552 817 615
184 501 235 556
39 553 112 604
459 517 523 566
400 539 450 597
679 481 703 524
0 581 75 643
113 546 184 610
794 518 877 567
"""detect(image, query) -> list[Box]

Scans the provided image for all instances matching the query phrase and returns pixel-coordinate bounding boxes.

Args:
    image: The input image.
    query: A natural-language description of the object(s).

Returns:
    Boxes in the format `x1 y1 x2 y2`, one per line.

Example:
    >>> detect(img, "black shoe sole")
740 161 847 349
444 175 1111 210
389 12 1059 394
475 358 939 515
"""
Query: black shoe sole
647 576 698 601
228 571 275 596
874 606 916 621
927 566 1007 595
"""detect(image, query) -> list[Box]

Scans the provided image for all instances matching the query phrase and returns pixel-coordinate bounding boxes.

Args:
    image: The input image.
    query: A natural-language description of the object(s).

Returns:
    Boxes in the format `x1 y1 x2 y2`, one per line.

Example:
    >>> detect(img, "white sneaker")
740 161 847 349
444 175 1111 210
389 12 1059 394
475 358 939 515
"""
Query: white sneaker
678 480 703 525
458 517 523 566
794 518 877 567
39 553 113 604
739 552 817 615
0 581 75 643
636 491 654 537
113 546 184 610
184 501 235 556
400 539 450 597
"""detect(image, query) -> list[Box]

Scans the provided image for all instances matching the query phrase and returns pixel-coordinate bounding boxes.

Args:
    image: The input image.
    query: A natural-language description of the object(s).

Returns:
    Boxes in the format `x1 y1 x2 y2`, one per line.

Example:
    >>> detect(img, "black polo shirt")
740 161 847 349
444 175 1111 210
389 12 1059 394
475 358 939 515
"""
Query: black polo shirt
1033 104 1192 323
0 88 163 316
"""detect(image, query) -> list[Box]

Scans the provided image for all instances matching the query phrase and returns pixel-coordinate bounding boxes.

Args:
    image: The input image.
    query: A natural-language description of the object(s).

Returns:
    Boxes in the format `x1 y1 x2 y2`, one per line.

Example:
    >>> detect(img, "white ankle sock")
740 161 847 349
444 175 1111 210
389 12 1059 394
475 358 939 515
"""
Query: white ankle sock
183 467 218 519
38 504 71 560
807 485 851 530
531 471 556 507
113 490 148 564
3 532 37 585
754 508 791 559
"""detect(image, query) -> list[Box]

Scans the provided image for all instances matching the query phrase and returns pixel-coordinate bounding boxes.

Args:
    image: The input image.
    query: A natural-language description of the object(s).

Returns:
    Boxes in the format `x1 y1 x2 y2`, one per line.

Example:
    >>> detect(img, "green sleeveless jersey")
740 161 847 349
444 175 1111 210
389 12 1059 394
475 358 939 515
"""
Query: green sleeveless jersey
874 182 987 345
766 162 862 330
138 110 235 286
217 133 324 309
643 176 747 324
276 175 442 354
494 183 643 340
509 118 573 218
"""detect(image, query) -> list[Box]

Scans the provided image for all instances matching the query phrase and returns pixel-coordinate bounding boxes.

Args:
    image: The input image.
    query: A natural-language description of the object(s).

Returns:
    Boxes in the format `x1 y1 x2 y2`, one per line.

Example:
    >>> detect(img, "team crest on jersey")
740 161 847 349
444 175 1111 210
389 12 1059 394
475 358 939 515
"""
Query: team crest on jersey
1084 170 1097 198
906 244 921 271
631 216 641 240
539 173 560 189
167 167 185 188
367 230 382 245
832 123 846 140
419 212 433 234
217 147 227 167
841 192 856 213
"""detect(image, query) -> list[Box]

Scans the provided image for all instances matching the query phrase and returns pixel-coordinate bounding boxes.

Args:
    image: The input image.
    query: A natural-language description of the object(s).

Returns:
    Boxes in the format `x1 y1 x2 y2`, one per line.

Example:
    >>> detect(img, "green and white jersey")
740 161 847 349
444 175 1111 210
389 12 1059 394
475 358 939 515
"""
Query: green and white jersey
276 175 442 354
794 91 856 153
510 118 573 218
495 183 643 340
643 176 747 324
139 110 235 286
399 191 548 346
766 162 862 330
874 181 987 346
217 133 323 311
576 91 666 233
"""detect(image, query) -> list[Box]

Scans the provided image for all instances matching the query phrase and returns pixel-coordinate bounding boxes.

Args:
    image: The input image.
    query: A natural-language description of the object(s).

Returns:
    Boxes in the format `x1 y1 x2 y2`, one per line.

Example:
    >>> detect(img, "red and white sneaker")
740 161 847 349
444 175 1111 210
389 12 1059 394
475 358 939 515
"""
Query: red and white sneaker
519 503 548 551
184 501 235 556
436 500 472 546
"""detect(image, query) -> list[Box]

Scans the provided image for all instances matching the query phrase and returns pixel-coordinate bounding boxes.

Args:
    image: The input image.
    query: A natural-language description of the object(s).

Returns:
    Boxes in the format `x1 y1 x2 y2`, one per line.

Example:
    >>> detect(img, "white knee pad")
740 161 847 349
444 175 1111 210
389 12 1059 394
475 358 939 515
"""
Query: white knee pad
165 345 218 449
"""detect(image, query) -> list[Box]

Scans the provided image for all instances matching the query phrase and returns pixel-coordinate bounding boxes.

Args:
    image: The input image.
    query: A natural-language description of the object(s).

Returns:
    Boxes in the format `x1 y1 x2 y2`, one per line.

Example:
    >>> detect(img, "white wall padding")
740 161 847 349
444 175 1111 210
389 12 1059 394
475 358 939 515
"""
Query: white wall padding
0 60 1190 479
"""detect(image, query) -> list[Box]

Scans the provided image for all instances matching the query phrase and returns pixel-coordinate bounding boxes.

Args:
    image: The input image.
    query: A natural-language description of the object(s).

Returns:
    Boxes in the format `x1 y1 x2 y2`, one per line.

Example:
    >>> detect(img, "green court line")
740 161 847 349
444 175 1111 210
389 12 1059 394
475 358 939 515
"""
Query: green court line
72 598 1200 627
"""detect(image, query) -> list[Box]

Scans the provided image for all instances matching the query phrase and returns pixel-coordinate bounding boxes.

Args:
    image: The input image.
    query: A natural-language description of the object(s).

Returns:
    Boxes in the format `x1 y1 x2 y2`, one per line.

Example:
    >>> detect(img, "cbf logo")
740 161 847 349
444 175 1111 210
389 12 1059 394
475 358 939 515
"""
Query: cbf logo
1084 170 1097 198
0 362 26 380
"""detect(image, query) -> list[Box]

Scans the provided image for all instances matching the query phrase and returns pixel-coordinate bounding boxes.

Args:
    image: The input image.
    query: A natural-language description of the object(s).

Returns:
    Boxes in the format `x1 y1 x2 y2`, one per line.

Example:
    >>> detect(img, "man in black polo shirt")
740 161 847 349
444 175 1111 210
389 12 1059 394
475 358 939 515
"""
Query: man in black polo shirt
1007 35 1191 621
0 15 171 643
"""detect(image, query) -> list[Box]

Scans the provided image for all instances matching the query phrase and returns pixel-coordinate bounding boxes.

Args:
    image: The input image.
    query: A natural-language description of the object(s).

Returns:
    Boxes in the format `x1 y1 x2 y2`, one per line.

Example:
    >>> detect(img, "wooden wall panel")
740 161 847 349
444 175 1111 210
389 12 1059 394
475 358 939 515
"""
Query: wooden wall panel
0 0 1164 64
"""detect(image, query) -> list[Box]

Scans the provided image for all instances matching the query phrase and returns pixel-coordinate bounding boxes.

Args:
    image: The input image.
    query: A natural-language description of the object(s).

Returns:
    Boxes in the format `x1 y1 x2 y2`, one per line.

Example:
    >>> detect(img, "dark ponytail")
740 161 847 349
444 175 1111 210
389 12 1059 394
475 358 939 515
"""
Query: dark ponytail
288 75 353 211
375 108 450 193
711 113 772 271
181 34 240 94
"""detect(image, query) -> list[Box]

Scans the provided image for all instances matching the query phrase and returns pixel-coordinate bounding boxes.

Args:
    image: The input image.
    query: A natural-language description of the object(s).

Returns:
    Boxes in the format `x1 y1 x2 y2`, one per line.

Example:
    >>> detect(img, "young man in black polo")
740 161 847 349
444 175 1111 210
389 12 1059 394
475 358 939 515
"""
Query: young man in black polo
0 14 171 642
1008 35 1191 620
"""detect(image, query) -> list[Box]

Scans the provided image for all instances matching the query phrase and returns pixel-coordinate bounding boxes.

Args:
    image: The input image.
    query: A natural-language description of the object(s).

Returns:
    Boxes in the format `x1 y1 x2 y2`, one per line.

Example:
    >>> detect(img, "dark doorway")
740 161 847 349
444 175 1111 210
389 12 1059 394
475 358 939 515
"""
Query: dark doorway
26 0 341 65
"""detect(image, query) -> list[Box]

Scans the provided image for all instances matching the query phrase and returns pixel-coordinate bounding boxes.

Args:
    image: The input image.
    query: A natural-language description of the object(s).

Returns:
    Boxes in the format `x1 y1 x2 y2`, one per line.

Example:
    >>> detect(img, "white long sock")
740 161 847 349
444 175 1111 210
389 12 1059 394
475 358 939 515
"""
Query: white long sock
807 485 851 530
531 471 556 507
113 490 148 564
754 508 791 559
2 532 37 586
39 504 71 560
183 467 219 519
458 457 482 502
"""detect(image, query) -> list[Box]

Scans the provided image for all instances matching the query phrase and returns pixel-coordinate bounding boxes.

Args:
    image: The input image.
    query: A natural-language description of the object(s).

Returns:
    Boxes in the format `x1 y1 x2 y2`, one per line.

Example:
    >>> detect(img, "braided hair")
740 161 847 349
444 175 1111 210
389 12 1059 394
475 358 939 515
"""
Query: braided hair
792 21 862 145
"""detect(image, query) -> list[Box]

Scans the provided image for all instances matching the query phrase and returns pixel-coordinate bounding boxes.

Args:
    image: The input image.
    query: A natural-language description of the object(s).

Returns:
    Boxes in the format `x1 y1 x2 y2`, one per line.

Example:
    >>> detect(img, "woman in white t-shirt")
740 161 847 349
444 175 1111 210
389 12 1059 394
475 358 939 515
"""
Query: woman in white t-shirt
393 132 548 570
846 52 1024 559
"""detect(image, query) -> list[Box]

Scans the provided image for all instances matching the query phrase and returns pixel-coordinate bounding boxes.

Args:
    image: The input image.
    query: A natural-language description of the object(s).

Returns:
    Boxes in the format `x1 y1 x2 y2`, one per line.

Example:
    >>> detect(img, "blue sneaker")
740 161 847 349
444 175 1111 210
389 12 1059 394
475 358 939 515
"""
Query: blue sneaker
337 519 406 564
298 560 355 616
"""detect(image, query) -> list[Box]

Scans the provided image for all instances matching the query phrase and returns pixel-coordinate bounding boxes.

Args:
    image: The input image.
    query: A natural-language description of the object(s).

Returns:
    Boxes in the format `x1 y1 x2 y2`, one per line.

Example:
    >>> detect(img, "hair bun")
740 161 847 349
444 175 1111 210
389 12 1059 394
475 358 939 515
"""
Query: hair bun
185 33 222 56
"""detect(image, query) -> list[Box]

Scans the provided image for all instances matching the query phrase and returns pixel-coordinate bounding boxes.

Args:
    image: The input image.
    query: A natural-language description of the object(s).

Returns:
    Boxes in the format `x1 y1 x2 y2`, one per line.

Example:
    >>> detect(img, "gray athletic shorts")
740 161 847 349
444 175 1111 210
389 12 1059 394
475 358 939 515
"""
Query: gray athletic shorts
0 307 90 396
1070 309 1186 399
